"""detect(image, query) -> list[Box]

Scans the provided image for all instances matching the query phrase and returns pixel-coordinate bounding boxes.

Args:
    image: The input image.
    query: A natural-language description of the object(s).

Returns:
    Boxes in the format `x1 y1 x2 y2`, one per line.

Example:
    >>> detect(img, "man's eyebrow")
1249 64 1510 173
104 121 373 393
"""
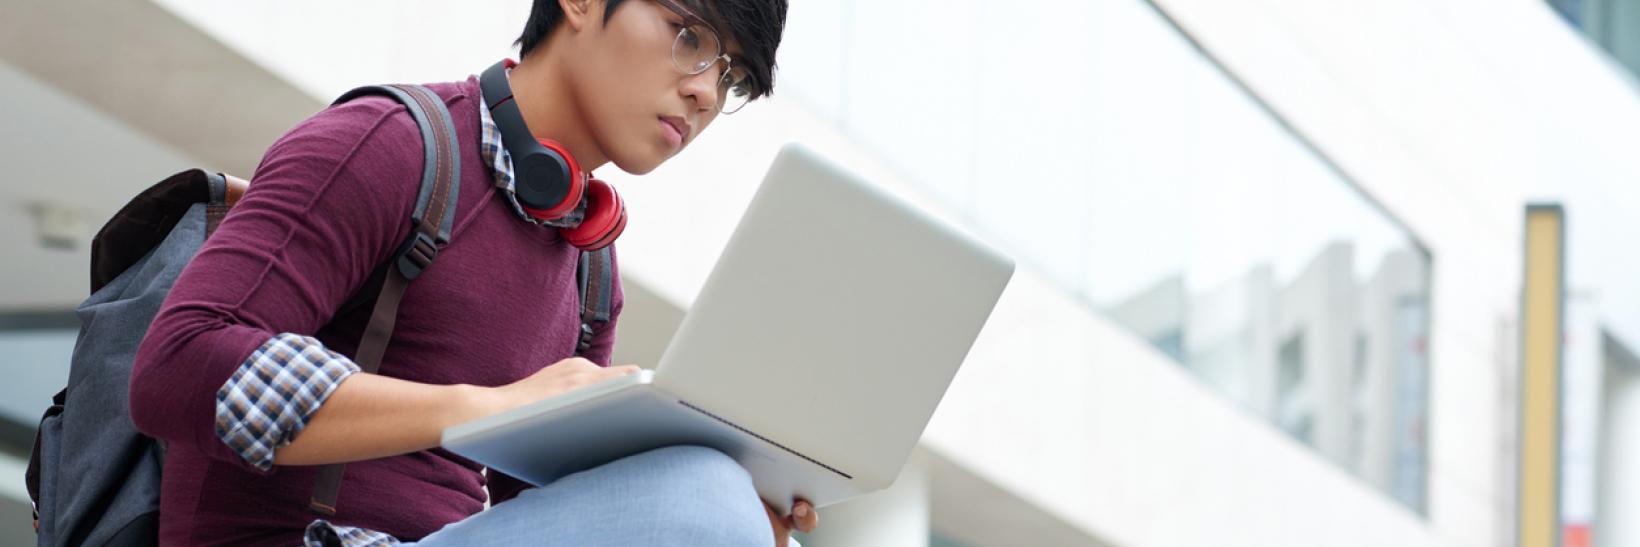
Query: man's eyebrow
668 0 706 21
677 0 711 14
672 0 747 69
677 0 730 35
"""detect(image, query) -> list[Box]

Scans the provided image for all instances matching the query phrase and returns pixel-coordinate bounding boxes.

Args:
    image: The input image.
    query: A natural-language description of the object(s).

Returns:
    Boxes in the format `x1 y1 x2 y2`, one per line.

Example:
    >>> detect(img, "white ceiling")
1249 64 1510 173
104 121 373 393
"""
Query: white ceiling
0 0 324 311
0 61 195 310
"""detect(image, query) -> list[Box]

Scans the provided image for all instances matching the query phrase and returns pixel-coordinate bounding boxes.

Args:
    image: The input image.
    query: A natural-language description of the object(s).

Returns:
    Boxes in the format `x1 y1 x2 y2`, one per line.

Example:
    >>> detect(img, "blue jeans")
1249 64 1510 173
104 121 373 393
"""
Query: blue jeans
404 445 775 546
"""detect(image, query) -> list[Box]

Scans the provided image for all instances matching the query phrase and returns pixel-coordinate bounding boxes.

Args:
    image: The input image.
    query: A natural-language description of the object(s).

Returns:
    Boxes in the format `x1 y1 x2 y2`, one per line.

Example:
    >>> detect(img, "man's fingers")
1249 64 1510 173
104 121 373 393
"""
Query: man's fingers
763 498 815 538
572 366 639 389
764 499 792 543
611 364 641 375
790 500 818 533
591 365 640 380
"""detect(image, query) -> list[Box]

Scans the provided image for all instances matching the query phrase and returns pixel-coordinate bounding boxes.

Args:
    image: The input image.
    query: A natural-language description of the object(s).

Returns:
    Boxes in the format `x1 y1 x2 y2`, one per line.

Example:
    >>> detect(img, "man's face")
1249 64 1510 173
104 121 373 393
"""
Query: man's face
566 0 740 175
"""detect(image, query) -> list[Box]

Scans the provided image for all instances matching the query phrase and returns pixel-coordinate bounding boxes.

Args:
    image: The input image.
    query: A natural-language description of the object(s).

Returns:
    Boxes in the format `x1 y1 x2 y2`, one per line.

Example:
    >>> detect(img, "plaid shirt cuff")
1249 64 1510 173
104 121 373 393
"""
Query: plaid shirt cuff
304 520 401 547
216 333 361 472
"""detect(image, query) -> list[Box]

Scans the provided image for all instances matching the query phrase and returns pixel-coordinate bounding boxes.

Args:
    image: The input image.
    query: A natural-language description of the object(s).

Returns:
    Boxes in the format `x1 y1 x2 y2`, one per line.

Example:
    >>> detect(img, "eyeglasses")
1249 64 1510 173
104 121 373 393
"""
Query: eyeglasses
653 0 754 114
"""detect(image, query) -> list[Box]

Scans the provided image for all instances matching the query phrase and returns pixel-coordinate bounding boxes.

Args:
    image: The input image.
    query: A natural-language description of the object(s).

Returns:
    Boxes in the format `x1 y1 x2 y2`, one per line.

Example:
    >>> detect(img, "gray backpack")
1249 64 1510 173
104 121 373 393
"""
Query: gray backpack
25 84 616 546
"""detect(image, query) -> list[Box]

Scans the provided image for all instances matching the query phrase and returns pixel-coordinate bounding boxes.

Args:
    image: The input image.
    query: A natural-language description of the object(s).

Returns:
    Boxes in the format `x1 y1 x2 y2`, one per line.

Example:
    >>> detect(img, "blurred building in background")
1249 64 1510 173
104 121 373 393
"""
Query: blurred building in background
1550 0 1640 76
3 0 1639 546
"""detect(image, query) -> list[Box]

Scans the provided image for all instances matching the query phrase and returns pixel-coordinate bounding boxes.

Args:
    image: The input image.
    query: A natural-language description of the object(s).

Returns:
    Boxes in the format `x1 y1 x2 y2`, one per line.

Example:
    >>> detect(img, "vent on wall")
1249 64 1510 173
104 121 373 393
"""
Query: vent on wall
26 201 90 252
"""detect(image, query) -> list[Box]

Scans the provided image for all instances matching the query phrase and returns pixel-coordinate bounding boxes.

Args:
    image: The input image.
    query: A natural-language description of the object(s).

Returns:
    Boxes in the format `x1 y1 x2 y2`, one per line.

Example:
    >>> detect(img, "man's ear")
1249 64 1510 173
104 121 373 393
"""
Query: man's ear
557 0 602 33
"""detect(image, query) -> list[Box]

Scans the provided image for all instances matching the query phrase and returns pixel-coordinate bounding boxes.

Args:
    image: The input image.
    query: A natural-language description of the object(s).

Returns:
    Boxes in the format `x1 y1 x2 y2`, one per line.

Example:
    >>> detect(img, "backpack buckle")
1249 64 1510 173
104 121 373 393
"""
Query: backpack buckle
578 323 595 353
395 232 439 280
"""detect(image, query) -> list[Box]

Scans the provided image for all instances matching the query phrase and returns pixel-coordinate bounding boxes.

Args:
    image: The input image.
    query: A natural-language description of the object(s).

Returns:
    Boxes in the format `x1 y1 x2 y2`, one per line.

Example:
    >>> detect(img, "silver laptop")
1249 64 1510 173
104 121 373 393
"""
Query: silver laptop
442 143 1014 514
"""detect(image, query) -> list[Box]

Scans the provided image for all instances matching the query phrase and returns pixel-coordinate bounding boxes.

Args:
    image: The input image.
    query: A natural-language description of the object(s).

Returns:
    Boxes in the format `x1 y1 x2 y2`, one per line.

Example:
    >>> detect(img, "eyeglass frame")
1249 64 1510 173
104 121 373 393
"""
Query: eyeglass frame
651 0 754 114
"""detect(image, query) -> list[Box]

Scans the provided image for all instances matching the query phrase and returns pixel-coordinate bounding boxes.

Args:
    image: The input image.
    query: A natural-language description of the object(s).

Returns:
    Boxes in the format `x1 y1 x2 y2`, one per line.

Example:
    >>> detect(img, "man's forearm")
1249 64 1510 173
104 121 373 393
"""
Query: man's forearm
272 373 490 466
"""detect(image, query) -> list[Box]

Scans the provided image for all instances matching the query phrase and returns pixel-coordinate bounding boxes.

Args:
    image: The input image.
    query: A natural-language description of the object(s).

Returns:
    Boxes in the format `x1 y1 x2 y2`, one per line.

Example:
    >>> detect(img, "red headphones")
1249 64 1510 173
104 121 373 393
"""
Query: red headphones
481 60 627 250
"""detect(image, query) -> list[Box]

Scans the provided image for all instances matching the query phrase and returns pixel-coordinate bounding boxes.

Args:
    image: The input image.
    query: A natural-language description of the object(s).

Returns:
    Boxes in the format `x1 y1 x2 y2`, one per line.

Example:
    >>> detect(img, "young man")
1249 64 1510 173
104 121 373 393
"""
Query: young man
128 0 814 545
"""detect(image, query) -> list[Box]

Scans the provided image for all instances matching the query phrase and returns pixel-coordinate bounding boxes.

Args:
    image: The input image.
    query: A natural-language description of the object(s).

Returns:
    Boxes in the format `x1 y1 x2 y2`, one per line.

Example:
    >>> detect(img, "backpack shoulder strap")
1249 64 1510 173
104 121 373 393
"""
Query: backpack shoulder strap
333 83 464 277
203 171 249 237
576 247 616 355
309 83 461 517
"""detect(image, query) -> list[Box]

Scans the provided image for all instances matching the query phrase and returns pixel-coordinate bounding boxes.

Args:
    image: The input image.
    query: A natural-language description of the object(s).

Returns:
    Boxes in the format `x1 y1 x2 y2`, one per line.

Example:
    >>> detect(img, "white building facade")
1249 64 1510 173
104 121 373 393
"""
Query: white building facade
3 1 1640 546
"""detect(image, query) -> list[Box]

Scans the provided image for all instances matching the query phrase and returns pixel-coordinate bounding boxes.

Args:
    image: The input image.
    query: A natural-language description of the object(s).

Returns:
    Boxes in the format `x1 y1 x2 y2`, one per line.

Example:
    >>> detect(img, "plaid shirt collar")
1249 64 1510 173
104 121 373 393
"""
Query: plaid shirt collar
478 78 587 229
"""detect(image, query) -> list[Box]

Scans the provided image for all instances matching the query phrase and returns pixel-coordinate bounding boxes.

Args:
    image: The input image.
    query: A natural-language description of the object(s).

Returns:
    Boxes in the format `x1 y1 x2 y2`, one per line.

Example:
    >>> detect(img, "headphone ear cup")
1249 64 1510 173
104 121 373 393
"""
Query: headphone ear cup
560 178 626 251
517 138 585 221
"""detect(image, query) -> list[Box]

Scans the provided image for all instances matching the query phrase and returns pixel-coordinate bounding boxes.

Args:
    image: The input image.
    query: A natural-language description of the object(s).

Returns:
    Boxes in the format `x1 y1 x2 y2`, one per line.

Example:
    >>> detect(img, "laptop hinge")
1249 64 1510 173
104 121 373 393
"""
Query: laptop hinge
676 400 854 480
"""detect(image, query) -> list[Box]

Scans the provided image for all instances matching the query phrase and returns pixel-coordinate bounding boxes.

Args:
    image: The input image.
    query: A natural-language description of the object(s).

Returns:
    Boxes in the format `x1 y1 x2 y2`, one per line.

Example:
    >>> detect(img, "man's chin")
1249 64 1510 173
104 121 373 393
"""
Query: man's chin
610 150 668 176
613 161 657 176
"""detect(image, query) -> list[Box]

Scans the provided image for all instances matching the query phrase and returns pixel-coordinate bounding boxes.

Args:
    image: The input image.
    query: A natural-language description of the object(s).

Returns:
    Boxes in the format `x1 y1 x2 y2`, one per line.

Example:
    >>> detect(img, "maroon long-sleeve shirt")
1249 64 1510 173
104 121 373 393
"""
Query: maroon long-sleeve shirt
128 76 623 546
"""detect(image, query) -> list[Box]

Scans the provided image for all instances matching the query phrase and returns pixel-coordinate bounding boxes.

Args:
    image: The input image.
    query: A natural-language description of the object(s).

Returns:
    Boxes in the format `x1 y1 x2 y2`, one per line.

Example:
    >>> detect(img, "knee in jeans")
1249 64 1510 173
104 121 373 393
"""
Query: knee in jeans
633 445 752 499
631 445 771 546
647 445 745 481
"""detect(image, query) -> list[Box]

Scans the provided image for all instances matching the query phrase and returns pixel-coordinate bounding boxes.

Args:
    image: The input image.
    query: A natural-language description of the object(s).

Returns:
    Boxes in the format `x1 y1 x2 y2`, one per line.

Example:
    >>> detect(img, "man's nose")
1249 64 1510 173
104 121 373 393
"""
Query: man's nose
682 64 722 112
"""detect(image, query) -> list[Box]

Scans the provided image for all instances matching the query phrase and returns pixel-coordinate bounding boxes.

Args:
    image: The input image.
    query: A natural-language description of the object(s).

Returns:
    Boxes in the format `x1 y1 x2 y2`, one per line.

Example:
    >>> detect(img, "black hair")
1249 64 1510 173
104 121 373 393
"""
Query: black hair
514 0 788 100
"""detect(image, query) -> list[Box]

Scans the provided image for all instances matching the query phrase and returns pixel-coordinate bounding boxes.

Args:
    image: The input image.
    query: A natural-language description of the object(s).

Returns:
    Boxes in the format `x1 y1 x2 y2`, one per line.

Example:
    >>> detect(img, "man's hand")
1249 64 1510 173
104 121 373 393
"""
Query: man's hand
764 498 819 547
482 357 641 418
273 357 638 466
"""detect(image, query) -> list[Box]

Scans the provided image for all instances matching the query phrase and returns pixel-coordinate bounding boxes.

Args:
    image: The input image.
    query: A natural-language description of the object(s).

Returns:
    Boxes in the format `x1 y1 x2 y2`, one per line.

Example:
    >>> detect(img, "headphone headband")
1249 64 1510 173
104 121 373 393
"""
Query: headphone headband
480 59 581 216
476 59 626 251
480 60 548 176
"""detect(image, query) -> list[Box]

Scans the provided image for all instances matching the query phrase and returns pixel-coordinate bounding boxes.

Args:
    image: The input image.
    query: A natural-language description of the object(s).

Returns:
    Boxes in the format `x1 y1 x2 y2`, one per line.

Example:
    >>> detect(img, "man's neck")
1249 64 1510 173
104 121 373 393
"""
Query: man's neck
506 56 609 173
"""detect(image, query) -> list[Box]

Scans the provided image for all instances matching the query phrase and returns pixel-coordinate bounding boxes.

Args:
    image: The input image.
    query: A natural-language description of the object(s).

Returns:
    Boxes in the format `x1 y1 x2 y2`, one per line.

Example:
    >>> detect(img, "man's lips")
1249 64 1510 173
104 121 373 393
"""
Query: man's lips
659 116 690 147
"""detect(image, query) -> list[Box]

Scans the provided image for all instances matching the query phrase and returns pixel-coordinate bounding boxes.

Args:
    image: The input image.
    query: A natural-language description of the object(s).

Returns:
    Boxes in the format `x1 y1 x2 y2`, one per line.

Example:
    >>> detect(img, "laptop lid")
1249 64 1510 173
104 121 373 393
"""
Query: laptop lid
653 143 1014 489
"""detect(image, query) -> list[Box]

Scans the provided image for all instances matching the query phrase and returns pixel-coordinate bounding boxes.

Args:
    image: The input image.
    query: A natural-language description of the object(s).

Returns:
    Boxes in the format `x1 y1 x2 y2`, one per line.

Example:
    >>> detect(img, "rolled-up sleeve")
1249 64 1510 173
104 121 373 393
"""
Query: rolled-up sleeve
129 97 422 473
217 333 362 472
